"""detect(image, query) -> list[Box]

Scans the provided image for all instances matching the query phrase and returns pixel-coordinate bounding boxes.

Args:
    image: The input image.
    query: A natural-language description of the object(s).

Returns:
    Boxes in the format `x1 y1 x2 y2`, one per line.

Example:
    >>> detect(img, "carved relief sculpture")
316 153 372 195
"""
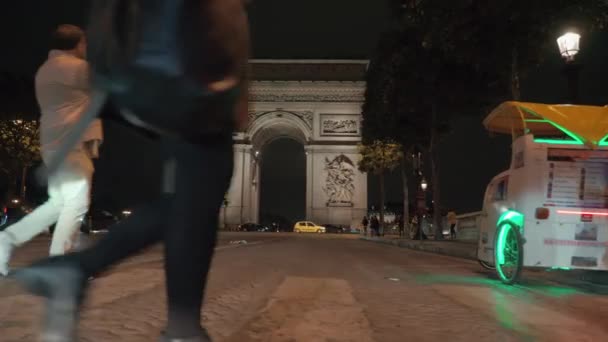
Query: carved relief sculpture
323 154 356 206
319 114 361 136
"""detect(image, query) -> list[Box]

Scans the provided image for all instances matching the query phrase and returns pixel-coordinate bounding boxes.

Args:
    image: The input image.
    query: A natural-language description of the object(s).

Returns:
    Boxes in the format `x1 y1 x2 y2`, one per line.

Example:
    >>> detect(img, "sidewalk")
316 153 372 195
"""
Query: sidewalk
361 235 608 290
360 235 477 260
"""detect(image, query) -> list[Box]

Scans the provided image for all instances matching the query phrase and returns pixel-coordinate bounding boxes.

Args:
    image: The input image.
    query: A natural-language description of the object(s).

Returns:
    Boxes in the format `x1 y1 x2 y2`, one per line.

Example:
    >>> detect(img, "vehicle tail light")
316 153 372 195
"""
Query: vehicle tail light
535 207 550 220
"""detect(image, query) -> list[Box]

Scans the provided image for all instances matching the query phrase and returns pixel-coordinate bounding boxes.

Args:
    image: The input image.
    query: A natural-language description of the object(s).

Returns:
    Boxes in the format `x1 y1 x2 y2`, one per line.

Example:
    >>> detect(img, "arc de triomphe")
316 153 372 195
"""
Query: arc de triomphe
223 60 368 228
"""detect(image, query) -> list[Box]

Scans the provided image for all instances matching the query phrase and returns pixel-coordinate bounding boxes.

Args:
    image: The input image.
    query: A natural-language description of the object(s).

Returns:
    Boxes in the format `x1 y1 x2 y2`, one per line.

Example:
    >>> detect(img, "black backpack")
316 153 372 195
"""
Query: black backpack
39 0 246 180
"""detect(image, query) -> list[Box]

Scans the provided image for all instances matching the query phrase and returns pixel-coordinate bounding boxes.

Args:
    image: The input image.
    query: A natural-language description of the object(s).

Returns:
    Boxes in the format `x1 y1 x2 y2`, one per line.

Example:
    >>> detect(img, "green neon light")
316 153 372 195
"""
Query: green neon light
497 210 524 228
495 210 524 283
533 139 583 145
599 134 608 146
551 267 572 271
524 117 585 145
495 223 512 282
496 224 509 266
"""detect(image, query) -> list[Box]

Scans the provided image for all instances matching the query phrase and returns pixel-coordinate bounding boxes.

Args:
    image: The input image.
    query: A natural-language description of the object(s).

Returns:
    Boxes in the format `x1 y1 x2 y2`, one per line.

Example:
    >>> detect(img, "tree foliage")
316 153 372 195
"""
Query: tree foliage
0 119 41 169
358 140 403 230
357 140 403 175
0 119 41 198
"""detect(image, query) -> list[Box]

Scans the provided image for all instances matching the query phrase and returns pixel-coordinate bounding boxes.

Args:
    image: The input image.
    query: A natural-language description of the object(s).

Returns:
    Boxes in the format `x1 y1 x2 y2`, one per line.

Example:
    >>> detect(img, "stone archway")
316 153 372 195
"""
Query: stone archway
248 111 312 225
221 60 368 230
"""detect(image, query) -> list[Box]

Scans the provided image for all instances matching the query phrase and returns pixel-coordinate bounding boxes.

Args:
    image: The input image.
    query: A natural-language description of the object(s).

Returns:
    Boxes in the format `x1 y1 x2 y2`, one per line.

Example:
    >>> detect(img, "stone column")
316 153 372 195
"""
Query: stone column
305 146 314 220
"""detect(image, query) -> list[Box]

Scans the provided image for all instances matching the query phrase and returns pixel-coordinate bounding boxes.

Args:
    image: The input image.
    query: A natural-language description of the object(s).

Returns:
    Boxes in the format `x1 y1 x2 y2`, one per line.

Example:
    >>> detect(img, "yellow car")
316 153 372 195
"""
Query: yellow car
293 221 326 233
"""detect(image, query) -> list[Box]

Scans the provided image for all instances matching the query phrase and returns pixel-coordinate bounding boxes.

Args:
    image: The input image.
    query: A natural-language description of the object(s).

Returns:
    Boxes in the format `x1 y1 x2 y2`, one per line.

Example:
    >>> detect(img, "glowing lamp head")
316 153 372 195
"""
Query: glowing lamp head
420 178 428 191
557 32 581 61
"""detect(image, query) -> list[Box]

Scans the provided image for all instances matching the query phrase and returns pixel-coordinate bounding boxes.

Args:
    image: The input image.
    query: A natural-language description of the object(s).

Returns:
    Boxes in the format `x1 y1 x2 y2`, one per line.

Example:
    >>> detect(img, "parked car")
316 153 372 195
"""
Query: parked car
81 209 120 234
293 221 326 233
321 224 344 234
0 200 29 231
238 223 271 232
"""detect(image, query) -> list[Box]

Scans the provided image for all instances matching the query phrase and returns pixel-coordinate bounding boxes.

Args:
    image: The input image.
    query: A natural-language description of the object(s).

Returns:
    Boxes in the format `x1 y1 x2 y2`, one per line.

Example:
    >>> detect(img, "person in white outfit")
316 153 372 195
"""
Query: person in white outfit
0 25 102 276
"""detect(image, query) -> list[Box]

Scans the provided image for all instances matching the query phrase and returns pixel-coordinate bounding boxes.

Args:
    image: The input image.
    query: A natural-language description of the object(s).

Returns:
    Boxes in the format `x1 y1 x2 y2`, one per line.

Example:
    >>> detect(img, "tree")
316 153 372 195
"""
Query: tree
363 1 510 239
463 0 608 100
364 1 608 240
358 140 403 231
0 119 41 199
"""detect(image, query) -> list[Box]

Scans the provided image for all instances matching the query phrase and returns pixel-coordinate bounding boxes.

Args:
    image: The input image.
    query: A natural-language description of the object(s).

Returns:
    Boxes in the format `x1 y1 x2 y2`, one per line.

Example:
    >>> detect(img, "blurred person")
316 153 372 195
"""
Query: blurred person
11 1 250 342
447 210 458 239
0 25 102 276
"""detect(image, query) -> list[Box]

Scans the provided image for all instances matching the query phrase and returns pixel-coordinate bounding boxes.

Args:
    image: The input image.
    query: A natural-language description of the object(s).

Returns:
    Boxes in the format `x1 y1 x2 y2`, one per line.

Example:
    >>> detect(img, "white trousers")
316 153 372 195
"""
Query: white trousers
5 150 93 255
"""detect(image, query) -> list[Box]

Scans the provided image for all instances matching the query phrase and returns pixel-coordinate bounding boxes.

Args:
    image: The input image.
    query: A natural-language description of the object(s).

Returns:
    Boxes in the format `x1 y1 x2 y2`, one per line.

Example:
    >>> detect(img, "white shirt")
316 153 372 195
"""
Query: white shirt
35 50 103 162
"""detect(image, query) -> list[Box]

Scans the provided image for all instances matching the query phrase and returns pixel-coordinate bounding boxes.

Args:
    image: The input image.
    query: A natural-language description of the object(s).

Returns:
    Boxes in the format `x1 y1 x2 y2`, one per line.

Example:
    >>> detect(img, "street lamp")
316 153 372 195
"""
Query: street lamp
557 32 582 104
557 32 581 62
420 178 428 191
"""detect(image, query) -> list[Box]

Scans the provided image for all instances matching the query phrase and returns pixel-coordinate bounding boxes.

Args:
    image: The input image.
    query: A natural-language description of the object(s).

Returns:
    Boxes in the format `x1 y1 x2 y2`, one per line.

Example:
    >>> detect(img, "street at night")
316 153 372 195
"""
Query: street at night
2 233 607 341
2 1 608 341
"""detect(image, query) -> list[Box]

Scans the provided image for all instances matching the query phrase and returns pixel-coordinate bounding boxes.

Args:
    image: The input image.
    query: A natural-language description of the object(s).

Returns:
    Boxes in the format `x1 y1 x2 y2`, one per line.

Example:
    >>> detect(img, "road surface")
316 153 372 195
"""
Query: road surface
1 232 607 341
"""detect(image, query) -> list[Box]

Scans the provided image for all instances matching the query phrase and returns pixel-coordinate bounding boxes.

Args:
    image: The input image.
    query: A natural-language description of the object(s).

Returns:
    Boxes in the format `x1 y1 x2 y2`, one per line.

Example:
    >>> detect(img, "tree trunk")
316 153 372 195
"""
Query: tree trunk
20 165 28 199
379 172 386 235
400 160 409 237
430 103 443 240
7 173 18 199
511 47 521 101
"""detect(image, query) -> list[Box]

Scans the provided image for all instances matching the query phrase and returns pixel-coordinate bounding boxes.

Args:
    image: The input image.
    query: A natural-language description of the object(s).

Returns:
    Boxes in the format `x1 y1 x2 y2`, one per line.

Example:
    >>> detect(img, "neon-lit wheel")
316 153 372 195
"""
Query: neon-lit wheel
494 223 523 284
478 260 495 270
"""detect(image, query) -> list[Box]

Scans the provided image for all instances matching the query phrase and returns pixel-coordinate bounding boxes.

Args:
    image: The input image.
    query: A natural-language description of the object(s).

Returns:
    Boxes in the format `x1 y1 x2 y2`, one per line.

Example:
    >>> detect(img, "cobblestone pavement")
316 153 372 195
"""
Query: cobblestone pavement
1 232 607 341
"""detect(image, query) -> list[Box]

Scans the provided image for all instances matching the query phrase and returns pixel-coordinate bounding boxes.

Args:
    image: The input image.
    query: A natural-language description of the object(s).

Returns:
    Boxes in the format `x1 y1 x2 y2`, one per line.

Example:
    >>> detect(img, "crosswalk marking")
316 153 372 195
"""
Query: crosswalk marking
228 276 374 342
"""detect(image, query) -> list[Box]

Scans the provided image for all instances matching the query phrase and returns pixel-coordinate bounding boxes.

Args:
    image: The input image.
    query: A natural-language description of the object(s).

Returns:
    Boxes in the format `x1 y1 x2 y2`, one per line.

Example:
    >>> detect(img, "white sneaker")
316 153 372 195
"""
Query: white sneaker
0 232 15 276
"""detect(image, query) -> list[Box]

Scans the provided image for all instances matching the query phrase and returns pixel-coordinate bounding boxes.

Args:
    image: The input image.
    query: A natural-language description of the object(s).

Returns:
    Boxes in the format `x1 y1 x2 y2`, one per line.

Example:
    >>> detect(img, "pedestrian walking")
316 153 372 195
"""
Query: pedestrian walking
398 215 404 237
10 1 250 341
0 25 103 276
370 215 380 237
447 210 458 240
361 216 369 236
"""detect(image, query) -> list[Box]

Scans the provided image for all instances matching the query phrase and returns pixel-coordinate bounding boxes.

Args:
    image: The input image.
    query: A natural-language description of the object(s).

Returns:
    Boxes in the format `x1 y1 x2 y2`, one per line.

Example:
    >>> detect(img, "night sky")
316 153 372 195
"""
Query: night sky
1 1 608 218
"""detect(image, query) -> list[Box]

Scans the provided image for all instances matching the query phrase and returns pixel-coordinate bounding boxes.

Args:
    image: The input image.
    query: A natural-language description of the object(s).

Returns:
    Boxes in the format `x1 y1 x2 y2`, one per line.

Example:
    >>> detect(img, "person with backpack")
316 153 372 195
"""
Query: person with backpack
10 1 250 341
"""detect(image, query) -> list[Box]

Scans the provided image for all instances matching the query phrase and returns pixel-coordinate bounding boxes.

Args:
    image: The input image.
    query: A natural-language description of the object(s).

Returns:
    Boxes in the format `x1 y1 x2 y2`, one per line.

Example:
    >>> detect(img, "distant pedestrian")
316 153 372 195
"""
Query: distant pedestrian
370 215 380 237
362 216 369 235
397 215 404 237
447 210 458 239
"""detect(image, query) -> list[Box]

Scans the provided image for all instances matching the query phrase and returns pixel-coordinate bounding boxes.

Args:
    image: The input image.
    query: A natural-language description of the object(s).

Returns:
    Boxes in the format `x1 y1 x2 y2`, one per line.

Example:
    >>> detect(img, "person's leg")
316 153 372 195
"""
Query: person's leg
49 165 92 256
163 138 233 338
0 175 63 275
75 196 168 276
9 150 171 340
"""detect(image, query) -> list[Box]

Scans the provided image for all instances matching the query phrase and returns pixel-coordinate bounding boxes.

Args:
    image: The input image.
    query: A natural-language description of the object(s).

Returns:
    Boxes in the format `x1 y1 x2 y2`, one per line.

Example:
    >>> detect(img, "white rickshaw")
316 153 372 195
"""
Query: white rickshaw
477 101 608 284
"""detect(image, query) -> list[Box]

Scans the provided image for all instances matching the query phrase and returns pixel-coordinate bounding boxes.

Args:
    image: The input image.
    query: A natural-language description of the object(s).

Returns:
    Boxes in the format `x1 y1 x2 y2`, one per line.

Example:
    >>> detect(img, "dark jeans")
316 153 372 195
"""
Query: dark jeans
450 223 456 238
72 135 234 335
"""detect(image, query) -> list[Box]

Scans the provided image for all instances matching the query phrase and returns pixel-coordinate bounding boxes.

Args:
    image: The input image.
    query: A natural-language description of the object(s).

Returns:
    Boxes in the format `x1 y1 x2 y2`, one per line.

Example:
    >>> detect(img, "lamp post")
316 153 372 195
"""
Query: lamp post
557 32 582 104
415 177 428 240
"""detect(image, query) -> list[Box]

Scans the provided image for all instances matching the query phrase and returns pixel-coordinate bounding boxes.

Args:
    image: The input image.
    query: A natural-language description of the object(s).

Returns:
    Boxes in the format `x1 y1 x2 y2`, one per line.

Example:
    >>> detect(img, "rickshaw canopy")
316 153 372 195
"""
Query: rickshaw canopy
483 101 608 149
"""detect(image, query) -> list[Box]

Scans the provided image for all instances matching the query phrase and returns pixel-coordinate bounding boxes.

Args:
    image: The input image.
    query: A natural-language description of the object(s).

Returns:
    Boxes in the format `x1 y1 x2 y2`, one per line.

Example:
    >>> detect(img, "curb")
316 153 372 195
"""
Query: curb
360 237 478 261
361 237 608 289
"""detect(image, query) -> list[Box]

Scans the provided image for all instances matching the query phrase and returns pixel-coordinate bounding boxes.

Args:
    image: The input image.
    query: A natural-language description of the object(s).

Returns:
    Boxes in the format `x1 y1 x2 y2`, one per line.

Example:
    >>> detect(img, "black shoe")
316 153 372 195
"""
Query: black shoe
159 329 212 342
11 257 88 342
